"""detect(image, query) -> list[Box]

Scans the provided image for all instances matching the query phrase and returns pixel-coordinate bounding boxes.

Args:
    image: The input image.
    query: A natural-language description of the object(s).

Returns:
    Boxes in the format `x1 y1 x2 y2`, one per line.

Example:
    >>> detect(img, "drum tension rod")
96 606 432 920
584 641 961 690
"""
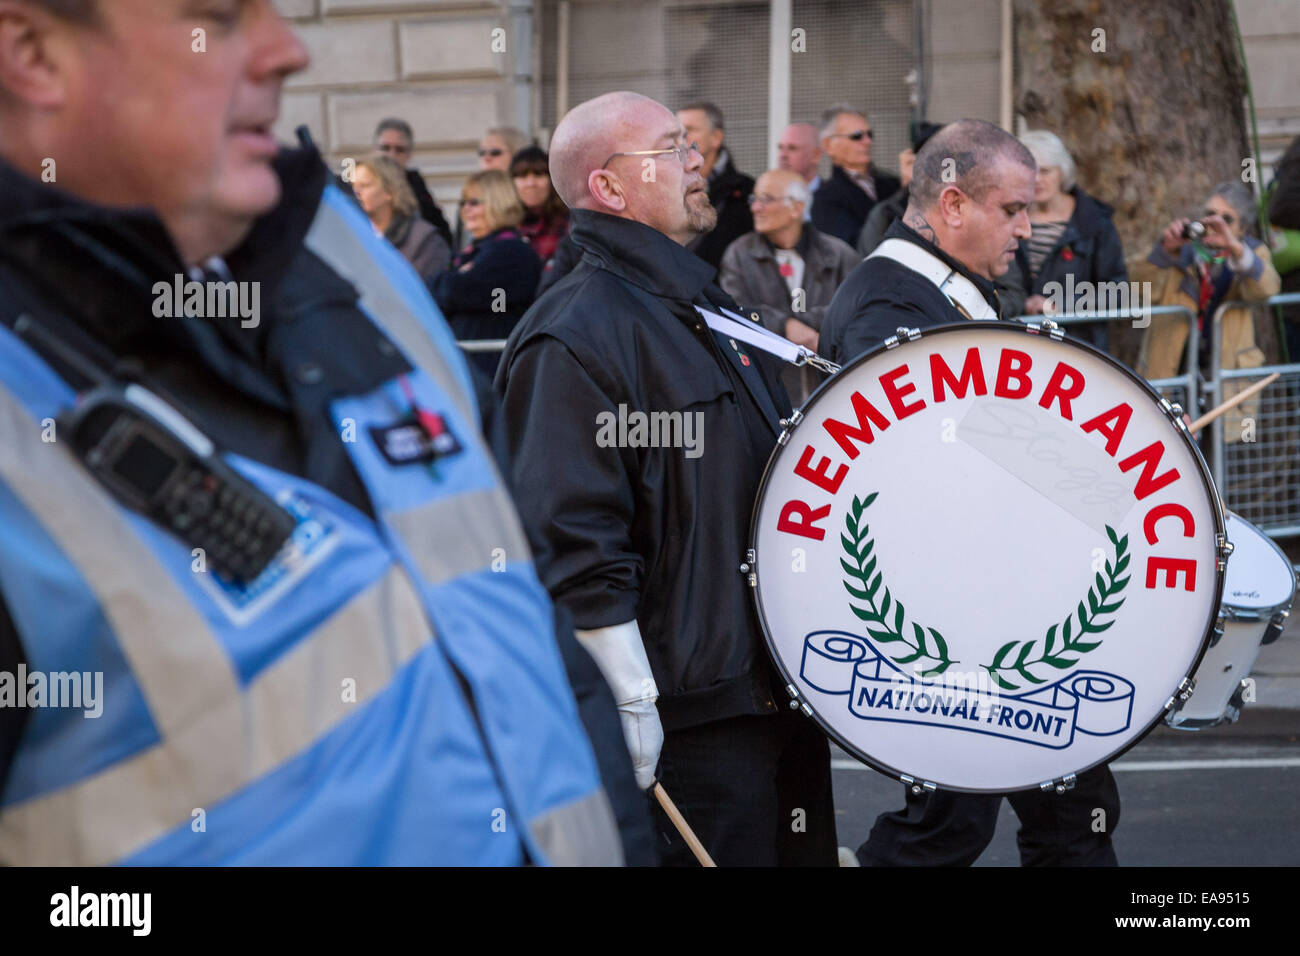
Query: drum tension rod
884 327 921 350
899 775 937 795
1038 773 1077 795
1025 318 1064 340
1165 676 1197 713
739 549 757 588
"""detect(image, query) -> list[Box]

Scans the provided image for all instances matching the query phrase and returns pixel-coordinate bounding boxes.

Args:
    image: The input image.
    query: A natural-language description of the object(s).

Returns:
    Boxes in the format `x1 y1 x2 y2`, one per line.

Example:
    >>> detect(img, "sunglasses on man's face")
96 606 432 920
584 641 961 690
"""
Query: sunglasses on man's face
834 129 873 142
478 148 505 158
378 143 412 156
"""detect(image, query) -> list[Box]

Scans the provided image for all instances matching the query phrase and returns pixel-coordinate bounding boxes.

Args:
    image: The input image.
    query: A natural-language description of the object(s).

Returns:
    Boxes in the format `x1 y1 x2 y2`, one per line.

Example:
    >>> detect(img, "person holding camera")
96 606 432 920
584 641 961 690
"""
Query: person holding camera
1131 182 1280 440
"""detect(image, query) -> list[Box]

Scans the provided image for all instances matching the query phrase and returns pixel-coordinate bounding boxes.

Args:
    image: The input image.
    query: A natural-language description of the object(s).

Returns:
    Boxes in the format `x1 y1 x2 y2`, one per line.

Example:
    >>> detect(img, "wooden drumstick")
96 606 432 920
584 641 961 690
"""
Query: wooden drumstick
1188 372 1279 436
651 780 717 867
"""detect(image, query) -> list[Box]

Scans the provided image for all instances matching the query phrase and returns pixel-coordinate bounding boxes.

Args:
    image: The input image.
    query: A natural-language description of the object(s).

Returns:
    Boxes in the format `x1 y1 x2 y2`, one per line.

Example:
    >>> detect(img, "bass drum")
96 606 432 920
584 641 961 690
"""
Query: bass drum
749 322 1228 793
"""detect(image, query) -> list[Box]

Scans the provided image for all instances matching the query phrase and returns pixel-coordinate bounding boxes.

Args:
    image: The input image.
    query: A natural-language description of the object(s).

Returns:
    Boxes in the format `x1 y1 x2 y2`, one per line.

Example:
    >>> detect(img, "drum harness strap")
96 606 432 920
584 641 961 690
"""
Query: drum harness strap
694 237 999 377
867 238 1000 322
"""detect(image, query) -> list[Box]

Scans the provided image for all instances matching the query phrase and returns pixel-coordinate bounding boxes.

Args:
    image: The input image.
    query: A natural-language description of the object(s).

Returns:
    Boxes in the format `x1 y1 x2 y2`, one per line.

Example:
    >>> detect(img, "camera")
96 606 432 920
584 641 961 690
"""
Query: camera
1181 220 1207 241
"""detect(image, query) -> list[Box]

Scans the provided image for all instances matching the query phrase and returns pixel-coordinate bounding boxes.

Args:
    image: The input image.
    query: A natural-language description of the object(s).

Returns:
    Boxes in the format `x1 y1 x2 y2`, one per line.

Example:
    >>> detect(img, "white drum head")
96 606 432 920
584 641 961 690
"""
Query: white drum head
752 324 1225 792
1224 512 1297 615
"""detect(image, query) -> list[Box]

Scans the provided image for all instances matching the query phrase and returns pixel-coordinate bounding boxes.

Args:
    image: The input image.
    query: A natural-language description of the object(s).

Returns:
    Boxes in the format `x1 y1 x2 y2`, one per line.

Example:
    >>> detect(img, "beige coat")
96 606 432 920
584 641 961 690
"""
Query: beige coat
1130 238 1280 442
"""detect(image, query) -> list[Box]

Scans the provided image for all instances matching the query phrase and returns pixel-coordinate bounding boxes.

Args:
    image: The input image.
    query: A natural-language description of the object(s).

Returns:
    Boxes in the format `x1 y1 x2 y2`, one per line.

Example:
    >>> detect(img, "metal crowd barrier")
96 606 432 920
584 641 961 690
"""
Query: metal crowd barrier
1208 292 1300 540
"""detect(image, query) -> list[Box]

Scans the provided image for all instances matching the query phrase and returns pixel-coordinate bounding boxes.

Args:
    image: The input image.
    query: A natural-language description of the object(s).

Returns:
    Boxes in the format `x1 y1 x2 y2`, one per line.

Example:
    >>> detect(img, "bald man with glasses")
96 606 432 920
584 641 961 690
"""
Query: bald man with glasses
496 91 838 867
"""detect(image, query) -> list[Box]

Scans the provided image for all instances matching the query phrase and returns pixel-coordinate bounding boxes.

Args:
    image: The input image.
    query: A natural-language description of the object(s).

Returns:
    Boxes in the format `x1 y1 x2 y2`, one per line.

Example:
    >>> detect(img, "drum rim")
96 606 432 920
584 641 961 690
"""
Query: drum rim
749 321 1228 793
1221 511 1298 618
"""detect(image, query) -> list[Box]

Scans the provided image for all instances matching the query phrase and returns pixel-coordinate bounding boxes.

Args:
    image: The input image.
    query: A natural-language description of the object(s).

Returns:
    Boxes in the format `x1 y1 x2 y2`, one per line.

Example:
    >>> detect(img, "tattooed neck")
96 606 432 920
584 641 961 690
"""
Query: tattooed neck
904 213 939 248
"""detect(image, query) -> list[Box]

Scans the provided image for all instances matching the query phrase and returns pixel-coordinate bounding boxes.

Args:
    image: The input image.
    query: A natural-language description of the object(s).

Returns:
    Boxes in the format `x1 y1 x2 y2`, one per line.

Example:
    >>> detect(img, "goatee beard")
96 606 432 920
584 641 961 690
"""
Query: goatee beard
685 192 717 234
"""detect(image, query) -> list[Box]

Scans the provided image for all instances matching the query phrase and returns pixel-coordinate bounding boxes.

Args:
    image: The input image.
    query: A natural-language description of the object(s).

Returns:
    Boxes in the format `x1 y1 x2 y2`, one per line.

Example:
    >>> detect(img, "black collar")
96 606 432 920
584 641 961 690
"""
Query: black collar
568 208 716 302
885 218 1001 312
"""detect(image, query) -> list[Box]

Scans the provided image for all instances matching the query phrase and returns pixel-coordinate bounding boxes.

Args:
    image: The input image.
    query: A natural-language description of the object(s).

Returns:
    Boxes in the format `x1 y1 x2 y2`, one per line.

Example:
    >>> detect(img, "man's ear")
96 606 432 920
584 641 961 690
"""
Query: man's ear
936 185 966 227
0 2 75 109
587 168 627 214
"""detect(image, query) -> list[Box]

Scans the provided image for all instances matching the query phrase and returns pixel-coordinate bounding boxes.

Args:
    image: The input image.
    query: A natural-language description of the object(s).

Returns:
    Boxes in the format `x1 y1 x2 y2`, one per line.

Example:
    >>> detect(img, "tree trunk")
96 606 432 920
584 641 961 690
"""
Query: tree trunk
1013 0 1269 366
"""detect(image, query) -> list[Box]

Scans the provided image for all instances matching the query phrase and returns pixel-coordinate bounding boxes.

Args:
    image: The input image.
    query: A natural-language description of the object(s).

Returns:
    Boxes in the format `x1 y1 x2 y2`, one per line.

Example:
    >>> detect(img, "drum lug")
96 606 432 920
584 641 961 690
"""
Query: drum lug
1263 608 1289 646
1163 672 1197 713
739 549 757 587
1209 614 1225 648
1039 773 1077 794
884 327 921 350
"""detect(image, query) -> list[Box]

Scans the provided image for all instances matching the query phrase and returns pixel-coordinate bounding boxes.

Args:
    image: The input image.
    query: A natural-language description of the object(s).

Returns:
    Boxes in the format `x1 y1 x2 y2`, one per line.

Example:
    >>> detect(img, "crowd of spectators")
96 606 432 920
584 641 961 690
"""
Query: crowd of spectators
342 109 1295 388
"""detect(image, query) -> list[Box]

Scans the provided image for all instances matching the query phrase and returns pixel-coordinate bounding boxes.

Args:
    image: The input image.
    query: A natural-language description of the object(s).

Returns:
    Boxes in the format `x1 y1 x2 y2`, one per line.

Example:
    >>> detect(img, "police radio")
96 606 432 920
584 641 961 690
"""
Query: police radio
12 314 296 584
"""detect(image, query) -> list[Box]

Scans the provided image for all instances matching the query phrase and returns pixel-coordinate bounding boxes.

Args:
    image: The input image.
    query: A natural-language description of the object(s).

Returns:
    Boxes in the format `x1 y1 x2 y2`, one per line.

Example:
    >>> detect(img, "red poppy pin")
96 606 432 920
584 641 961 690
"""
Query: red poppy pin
729 337 751 367
779 262 795 278
1062 247 1074 262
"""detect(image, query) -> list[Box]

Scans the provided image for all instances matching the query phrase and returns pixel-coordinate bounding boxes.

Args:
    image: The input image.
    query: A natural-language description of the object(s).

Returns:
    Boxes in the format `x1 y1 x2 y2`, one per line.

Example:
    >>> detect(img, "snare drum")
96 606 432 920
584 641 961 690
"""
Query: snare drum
750 322 1228 793
1166 512 1296 729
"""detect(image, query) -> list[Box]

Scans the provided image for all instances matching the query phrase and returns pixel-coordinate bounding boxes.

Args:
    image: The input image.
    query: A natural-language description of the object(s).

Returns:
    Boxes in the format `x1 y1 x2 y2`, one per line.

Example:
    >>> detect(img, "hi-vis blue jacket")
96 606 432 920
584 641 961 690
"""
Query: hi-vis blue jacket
0 146 622 866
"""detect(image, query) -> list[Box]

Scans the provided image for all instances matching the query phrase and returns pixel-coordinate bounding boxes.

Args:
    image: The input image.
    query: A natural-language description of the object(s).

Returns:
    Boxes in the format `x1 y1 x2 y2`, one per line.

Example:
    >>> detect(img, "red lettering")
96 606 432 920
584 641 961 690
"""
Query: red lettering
930 348 987 403
793 444 848 494
777 500 831 541
994 349 1032 399
1038 362 1085 420
822 391 891 460
879 364 926 420
1079 403 1133 456
1118 441 1181 501
1143 502 1195 545
1145 556 1197 591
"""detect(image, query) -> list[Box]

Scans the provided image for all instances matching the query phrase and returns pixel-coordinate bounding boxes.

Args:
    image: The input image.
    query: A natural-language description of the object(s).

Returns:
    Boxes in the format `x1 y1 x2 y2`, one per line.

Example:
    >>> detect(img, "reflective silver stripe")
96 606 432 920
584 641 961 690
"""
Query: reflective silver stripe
303 196 476 426
0 380 239 740
529 788 625 866
390 485 532 583
0 565 431 866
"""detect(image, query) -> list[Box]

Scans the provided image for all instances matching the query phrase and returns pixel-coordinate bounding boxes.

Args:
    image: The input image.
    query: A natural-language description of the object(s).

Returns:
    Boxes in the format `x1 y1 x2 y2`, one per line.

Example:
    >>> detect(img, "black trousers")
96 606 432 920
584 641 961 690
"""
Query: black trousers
856 764 1121 867
651 711 838 867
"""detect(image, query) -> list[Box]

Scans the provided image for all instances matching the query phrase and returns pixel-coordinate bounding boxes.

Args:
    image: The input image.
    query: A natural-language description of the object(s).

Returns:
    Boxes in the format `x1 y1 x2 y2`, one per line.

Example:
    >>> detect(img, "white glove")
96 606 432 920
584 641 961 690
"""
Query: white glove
574 620 663 790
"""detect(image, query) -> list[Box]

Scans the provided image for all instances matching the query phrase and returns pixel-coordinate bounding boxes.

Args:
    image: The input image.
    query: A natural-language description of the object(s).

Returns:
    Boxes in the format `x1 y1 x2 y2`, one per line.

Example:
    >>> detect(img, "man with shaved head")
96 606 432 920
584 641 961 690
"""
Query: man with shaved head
497 91 837 867
719 168 858 403
817 120 1124 868
777 123 823 221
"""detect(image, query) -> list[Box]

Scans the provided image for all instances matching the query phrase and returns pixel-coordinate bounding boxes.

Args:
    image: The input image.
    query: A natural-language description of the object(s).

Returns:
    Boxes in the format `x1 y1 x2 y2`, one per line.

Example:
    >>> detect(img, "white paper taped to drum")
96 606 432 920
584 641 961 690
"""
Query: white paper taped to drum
751 323 1227 792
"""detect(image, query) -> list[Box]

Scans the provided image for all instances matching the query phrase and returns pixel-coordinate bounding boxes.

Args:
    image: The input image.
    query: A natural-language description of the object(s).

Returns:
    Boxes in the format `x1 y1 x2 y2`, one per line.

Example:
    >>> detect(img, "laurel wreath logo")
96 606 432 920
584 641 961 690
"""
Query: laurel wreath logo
840 492 959 678
839 491 1131 688
982 526 1130 690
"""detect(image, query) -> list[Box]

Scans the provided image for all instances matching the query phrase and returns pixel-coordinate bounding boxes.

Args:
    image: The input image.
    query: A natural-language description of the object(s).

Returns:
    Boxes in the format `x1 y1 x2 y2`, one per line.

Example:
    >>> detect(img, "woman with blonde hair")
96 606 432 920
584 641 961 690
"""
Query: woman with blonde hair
431 170 540 376
352 154 450 280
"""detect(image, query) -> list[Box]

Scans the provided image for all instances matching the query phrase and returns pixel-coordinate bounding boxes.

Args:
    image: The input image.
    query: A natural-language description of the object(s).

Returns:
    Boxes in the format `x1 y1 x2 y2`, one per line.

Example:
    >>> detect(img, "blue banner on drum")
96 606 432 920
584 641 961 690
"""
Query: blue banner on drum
800 631 1134 749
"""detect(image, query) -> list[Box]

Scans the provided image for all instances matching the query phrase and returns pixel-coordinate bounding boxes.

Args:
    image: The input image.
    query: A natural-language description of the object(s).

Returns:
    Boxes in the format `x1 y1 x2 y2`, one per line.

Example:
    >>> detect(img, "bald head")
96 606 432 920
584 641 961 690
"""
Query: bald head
755 168 808 203
549 90 716 245
550 91 666 209
777 123 821 181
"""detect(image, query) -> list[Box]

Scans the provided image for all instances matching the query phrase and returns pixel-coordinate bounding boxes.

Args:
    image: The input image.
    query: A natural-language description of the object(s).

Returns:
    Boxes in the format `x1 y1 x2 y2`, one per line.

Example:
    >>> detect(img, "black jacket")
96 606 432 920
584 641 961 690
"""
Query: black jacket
819 219 1003 365
405 168 454 249
687 151 755 270
0 150 654 863
998 186 1127 351
430 227 540 378
495 208 793 731
811 163 902 247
